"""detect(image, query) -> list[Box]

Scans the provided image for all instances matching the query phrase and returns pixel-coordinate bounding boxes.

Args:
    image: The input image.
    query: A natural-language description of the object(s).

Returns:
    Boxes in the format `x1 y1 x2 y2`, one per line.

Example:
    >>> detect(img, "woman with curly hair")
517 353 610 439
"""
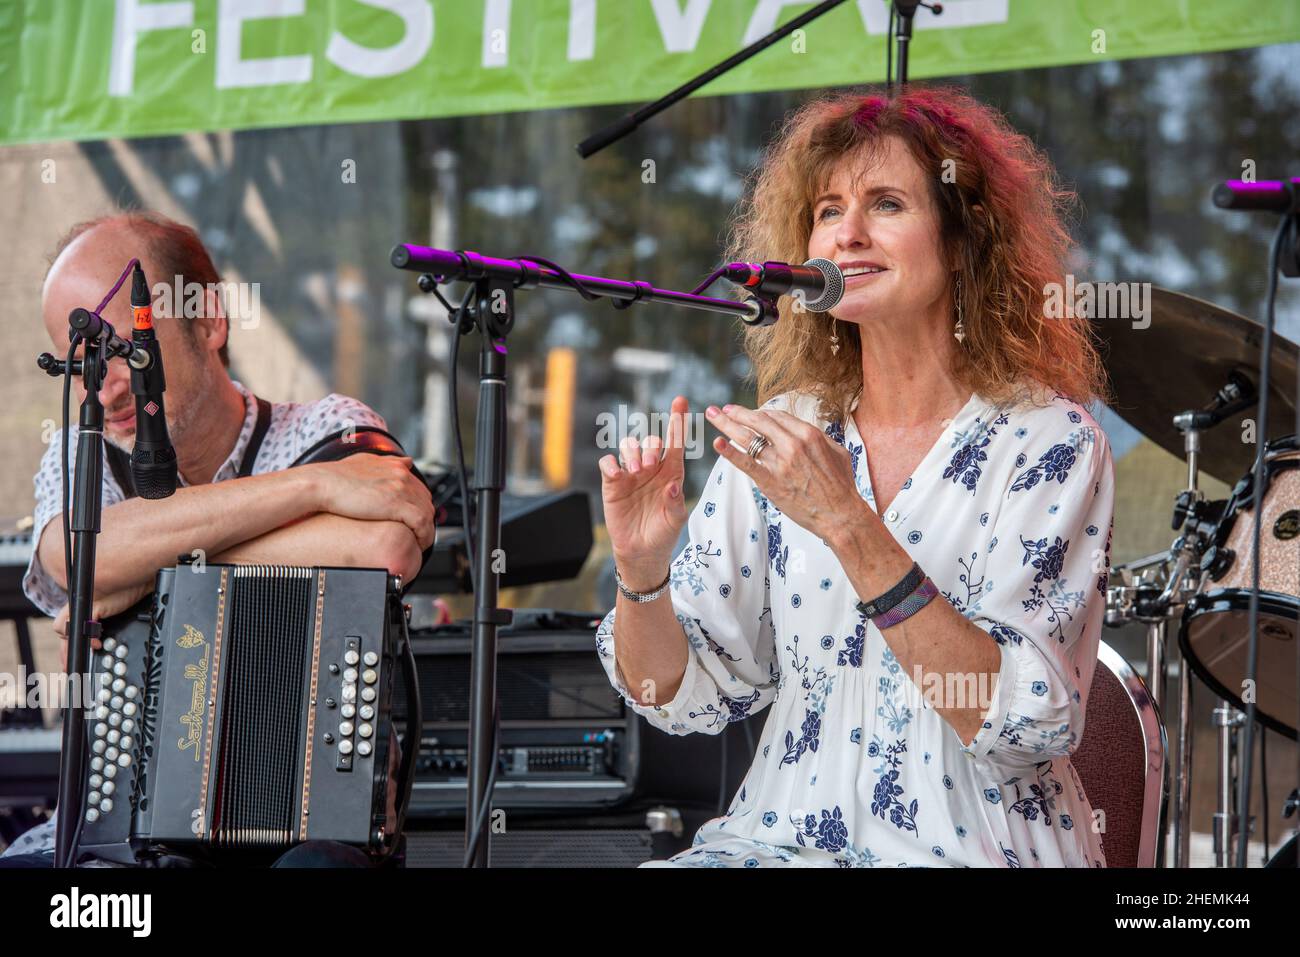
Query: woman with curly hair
597 86 1115 867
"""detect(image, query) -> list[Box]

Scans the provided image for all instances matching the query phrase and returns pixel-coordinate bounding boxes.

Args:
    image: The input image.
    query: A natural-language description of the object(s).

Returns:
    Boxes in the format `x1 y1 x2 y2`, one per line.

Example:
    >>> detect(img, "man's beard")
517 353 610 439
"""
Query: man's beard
102 358 214 460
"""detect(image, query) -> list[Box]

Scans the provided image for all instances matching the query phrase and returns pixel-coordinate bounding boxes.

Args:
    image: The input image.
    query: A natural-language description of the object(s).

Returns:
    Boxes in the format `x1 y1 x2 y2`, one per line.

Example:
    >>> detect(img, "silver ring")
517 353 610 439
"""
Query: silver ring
746 431 771 460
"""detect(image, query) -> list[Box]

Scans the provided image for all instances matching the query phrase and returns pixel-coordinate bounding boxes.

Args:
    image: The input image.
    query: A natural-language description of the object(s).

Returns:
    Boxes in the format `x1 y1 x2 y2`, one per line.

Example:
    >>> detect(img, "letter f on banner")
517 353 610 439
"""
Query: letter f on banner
110 0 195 97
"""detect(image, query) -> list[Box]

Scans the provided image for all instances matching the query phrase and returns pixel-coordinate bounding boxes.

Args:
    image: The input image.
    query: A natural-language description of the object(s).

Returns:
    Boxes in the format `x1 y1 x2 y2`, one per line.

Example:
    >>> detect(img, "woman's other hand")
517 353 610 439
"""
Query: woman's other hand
598 395 691 589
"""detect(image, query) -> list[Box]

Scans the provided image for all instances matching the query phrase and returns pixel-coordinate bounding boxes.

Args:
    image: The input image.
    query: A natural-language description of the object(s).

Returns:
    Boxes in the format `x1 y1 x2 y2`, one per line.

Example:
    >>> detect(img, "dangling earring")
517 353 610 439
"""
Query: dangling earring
953 275 966 344
829 315 840 356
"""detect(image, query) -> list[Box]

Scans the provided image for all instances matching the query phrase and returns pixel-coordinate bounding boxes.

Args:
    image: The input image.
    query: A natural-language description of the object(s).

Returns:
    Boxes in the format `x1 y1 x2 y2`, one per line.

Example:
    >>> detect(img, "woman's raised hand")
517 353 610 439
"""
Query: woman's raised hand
598 395 691 589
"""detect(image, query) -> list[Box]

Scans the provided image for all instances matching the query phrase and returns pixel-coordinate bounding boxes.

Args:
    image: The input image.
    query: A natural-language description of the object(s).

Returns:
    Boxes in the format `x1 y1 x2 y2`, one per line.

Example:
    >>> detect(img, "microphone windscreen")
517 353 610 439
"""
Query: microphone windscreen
803 258 844 312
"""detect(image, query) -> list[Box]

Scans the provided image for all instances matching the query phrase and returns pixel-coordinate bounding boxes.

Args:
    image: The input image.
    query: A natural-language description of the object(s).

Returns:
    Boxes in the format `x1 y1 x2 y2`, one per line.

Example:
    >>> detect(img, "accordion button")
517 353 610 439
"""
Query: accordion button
107 730 120 745
105 747 119 761
100 655 113 670
97 688 111 704
123 702 138 717
85 809 100 824
344 650 360 666
342 685 357 703
104 764 118 779
362 669 377 685
102 781 116 796
92 739 106 755
117 753 131 768
110 699 124 714
357 741 372 757
103 638 117 653
125 685 139 700
358 723 373 739
90 757 104 772
112 662 127 677
89 774 103 789
339 739 354 755
121 719 135 734
341 703 356 719
339 721 354 736
343 668 358 684
120 736 134 751
360 705 374 721
88 791 100 806
112 679 126 694
363 652 378 667
95 706 109 721
114 644 129 660
94 722 108 738
360 687 376 703
101 798 114 813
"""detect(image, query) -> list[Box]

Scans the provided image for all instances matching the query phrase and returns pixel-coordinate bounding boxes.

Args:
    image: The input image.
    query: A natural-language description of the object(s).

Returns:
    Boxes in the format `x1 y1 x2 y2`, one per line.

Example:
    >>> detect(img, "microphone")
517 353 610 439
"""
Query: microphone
128 263 177 498
721 258 844 312
1212 178 1300 213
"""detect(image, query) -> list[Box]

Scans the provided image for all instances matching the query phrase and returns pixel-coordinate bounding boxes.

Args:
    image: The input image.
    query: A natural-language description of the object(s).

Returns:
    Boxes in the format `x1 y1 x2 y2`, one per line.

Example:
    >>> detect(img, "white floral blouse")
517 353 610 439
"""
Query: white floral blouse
595 386 1115 867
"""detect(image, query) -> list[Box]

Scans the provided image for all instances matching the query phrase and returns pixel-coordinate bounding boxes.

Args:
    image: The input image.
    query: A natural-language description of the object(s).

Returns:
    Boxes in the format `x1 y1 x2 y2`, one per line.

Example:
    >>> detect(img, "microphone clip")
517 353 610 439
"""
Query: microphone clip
740 294 781 327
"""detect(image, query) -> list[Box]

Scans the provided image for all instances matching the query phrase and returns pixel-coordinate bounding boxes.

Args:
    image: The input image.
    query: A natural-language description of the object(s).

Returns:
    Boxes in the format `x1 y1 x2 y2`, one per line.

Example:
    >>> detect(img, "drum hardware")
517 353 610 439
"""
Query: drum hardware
1212 704 1252 866
1103 357 1289 868
1175 659 1194 870
1093 290 1297 485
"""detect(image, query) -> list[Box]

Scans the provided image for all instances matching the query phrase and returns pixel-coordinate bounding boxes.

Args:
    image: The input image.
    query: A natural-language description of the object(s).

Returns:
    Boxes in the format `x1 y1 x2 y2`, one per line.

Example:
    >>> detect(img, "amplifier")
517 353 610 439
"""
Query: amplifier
396 610 640 817
402 827 654 868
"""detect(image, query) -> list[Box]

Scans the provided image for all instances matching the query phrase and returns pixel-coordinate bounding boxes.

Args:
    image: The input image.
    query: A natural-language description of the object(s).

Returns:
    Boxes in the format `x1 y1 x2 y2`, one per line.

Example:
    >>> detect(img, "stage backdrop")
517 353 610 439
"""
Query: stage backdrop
2 0 1297 145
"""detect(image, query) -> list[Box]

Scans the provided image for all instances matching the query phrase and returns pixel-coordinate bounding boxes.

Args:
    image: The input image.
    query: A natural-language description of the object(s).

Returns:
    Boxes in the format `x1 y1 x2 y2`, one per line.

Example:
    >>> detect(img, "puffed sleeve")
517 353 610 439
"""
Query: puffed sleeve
595 452 780 735
958 417 1115 775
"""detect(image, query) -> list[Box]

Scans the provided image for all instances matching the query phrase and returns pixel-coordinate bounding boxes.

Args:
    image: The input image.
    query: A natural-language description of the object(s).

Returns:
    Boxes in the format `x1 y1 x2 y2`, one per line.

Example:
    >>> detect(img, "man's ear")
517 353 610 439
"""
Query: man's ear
193 285 230 358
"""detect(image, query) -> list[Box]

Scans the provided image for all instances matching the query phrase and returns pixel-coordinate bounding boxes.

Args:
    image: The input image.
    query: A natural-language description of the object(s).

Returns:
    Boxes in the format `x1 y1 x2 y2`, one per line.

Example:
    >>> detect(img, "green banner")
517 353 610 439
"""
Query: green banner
1 0 1296 146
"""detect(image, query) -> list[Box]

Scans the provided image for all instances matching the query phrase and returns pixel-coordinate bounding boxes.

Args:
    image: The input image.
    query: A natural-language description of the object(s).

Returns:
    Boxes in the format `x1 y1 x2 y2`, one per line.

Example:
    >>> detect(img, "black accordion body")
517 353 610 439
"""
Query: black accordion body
78 561 414 865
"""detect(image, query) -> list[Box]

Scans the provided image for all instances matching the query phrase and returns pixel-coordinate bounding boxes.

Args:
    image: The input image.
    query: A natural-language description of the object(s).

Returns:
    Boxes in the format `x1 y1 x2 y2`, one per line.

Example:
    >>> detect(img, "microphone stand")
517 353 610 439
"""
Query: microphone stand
577 0 853 158
1211 180 1300 867
392 245 774 865
577 0 944 158
37 308 143 868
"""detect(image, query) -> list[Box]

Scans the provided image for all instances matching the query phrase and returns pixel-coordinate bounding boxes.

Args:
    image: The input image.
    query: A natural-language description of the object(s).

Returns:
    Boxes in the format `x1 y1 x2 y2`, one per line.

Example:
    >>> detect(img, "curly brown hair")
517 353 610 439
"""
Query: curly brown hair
724 85 1110 424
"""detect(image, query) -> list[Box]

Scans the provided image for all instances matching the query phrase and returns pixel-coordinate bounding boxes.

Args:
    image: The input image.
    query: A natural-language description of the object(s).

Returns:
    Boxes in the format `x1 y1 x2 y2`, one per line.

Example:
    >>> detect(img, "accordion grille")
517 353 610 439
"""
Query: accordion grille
212 566 314 848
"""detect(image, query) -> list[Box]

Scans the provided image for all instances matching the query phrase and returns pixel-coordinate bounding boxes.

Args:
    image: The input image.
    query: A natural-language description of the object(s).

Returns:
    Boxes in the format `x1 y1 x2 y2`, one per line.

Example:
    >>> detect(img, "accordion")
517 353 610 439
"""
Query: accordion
76 561 416 865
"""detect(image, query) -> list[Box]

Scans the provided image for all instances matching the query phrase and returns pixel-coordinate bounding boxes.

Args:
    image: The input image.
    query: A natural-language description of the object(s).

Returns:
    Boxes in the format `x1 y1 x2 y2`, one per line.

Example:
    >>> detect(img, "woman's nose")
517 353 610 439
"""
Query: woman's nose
835 210 873 250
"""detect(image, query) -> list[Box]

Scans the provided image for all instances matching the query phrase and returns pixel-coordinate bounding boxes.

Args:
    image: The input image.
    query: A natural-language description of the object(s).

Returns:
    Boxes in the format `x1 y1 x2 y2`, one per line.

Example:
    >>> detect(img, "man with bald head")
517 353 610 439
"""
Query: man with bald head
2 211 433 867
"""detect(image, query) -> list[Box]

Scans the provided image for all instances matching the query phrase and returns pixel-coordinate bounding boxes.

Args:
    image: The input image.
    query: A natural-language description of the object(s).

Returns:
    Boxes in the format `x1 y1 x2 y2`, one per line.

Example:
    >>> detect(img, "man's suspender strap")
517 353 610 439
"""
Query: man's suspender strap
105 397 272 499
239 398 274 479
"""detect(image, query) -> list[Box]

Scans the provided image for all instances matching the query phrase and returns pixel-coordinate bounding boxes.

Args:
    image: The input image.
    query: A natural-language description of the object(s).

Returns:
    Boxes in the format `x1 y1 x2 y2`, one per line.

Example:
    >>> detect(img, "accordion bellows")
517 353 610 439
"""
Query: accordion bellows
78 563 401 864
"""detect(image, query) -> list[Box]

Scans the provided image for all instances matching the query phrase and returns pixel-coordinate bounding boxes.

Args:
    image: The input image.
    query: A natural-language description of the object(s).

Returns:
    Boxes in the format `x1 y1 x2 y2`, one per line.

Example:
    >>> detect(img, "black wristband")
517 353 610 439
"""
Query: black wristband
856 562 926 619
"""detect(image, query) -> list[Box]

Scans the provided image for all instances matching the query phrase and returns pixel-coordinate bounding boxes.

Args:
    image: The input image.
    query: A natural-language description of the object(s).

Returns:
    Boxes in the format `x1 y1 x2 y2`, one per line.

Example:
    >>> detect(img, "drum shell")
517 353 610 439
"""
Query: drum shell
1179 437 1299 738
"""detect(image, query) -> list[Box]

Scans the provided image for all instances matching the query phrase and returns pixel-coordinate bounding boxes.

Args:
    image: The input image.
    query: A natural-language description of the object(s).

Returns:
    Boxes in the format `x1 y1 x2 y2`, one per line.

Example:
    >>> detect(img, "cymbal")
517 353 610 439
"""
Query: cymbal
1093 287 1298 484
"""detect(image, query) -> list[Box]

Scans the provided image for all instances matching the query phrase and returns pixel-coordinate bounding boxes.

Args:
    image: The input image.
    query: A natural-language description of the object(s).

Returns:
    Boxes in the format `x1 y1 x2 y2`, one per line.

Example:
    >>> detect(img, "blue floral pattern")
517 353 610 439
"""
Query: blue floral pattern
590 390 1112 868
942 412 1009 493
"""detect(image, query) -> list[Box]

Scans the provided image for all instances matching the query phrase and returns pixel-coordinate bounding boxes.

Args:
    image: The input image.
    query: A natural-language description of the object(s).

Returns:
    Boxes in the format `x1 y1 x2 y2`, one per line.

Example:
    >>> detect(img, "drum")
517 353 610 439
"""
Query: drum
1265 833 1297 868
1179 435 1299 738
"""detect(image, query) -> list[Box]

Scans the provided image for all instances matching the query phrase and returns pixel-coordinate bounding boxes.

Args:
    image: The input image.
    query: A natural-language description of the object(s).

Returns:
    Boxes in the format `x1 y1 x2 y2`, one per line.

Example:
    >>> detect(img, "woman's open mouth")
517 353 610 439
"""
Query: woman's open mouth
842 265 888 285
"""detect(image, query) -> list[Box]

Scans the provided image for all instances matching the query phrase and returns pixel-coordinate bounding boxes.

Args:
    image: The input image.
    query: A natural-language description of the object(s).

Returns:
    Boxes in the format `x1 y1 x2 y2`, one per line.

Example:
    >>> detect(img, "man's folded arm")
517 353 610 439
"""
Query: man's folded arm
211 514 424 583
35 467 325 596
